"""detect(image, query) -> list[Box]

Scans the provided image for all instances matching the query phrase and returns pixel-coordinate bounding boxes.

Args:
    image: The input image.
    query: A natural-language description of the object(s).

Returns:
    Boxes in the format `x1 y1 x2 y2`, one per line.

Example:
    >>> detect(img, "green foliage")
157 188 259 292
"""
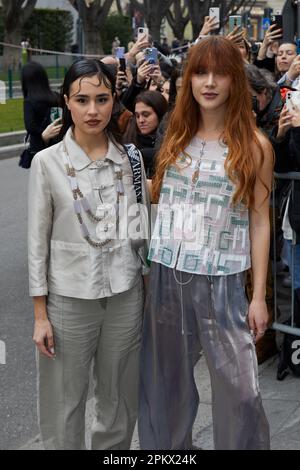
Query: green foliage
0 8 73 54
22 9 73 52
101 13 133 54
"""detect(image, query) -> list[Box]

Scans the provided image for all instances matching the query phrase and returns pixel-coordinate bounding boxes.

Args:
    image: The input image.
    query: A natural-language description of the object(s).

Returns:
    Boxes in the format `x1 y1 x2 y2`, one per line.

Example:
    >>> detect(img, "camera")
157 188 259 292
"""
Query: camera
250 42 260 55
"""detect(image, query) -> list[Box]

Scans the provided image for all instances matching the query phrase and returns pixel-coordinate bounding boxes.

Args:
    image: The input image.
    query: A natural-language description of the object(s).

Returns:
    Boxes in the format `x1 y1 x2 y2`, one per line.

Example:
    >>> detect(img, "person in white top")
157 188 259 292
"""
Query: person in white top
139 36 273 450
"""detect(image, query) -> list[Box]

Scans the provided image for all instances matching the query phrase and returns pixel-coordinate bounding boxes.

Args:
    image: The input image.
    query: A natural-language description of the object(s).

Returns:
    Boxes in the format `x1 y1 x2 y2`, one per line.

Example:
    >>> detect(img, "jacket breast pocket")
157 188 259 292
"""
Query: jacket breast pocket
50 240 90 279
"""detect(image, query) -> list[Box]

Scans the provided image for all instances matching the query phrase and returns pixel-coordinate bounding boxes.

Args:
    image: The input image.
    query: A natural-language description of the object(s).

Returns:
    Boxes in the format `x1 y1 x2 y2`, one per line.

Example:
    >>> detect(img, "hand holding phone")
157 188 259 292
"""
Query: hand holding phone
229 15 242 34
119 57 127 73
209 7 220 29
271 14 283 32
286 91 300 112
145 47 158 65
116 47 125 59
137 27 149 42
50 107 62 123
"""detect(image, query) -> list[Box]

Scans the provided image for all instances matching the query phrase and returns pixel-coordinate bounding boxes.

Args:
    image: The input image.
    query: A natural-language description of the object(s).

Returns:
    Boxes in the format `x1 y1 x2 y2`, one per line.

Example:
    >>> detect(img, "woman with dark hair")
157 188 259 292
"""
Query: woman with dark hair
123 90 168 178
21 61 61 163
28 59 149 450
139 36 273 450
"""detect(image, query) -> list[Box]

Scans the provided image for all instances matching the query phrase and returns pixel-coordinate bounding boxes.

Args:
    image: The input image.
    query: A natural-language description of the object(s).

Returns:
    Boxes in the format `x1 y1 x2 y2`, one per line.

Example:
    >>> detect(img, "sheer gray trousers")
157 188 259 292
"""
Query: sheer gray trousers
138 263 270 450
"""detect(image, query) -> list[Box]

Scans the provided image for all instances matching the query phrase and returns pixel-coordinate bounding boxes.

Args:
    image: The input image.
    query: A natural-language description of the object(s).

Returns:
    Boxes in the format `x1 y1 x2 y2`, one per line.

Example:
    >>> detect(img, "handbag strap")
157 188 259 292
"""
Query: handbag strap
123 144 143 204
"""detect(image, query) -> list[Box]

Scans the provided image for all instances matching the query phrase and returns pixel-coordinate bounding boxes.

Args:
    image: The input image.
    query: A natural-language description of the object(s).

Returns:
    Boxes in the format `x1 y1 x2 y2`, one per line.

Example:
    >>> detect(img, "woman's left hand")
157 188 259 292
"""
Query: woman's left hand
248 299 269 343
42 118 62 144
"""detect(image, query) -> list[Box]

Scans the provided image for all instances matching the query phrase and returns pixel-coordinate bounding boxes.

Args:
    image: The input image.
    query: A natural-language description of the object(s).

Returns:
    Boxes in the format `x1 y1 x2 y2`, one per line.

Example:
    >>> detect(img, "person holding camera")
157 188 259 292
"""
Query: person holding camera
276 43 300 88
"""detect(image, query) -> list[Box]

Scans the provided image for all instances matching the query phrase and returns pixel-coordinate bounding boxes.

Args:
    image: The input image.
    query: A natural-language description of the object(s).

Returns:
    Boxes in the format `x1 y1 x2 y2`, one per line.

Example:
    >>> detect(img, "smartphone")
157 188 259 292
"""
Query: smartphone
209 7 220 25
271 14 283 31
116 47 125 59
286 91 300 112
229 15 242 33
252 96 260 115
137 27 149 42
119 57 127 73
50 107 62 122
145 47 158 65
296 38 300 56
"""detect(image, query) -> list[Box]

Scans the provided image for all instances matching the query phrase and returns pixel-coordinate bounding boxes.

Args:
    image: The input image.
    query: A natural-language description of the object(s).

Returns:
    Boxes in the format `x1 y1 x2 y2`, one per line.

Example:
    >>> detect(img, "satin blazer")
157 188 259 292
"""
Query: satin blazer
28 128 150 299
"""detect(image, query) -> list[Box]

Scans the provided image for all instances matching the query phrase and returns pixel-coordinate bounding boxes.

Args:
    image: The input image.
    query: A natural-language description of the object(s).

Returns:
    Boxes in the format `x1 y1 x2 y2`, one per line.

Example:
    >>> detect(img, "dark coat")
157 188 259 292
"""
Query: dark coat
24 98 52 152
272 127 300 242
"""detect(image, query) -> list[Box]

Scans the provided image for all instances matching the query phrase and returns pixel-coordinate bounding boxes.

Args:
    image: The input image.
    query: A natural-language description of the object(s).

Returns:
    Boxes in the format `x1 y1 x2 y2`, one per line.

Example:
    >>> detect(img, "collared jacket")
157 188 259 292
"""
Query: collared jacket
28 128 150 300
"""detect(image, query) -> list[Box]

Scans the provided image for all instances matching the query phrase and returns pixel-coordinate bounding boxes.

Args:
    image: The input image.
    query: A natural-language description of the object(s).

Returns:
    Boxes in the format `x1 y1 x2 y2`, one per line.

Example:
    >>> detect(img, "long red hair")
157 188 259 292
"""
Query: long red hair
152 36 271 207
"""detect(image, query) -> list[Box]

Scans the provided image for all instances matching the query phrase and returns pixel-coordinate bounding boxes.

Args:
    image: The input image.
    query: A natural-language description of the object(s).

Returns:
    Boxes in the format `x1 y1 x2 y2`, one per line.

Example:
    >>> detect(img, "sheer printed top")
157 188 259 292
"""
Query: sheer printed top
148 136 251 275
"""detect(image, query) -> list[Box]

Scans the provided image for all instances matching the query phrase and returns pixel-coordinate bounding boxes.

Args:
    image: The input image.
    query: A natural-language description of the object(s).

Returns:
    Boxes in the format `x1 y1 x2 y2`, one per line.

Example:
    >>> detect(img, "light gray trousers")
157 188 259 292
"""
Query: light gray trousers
139 263 270 450
38 279 143 450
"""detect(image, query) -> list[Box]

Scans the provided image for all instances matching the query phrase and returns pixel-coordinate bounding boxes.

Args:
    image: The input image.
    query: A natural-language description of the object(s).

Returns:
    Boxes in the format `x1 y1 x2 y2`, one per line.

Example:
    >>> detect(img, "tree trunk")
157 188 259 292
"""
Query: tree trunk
149 20 163 43
69 0 114 56
2 27 22 72
84 27 104 55
2 0 37 71
166 0 189 42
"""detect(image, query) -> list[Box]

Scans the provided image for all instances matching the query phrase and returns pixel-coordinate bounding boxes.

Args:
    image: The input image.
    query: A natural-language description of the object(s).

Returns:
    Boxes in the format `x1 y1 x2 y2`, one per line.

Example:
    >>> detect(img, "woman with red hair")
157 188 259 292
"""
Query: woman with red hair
139 36 273 450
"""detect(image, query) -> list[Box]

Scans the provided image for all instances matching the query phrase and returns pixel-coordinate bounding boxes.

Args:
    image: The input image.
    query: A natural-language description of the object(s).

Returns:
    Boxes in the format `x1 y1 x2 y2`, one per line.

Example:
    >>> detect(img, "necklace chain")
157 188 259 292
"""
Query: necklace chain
63 140 124 249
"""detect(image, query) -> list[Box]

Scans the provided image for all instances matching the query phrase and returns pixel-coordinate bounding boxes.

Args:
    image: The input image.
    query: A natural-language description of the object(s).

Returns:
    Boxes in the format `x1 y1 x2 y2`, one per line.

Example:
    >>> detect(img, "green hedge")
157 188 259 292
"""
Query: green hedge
0 8 73 54
102 13 133 54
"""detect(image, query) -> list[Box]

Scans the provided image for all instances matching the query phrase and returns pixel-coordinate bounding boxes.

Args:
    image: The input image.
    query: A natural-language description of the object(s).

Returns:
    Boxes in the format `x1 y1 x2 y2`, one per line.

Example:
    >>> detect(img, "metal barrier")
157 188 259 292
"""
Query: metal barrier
272 172 300 337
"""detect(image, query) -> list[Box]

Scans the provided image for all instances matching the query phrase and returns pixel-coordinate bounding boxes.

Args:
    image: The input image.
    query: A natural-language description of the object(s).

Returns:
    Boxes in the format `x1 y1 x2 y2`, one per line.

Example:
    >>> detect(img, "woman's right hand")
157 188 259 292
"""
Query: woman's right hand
226 26 244 44
137 61 153 85
42 118 62 144
199 16 220 37
33 318 55 359
128 35 150 59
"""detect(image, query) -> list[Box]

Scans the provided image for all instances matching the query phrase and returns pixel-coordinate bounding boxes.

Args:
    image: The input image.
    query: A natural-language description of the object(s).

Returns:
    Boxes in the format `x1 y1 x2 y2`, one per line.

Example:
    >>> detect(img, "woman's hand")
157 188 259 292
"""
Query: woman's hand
42 118 62 144
277 106 293 141
199 16 219 37
248 299 269 344
33 318 55 359
137 61 153 85
116 70 129 95
33 296 55 359
128 35 150 60
257 23 282 60
149 65 163 86
226 26 244 45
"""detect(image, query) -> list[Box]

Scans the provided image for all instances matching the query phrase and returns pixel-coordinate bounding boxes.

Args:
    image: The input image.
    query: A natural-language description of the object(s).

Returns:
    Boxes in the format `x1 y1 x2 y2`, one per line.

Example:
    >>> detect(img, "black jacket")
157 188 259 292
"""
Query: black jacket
272 127 300 241
24 98 52 152
121 79 146 113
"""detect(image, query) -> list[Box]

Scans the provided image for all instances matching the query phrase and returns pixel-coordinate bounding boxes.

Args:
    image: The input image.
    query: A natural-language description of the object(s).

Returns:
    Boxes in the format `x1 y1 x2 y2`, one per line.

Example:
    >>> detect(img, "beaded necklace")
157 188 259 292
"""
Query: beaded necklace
63 139 125 249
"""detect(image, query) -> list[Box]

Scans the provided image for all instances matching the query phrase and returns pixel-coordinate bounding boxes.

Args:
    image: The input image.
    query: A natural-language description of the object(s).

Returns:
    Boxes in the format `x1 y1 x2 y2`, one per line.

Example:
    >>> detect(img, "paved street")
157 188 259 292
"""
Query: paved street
0 157 38 450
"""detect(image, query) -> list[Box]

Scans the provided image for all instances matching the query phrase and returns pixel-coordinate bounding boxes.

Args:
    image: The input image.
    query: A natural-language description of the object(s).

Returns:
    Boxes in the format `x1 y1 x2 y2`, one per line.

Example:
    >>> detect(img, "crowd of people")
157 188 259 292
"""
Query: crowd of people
21 15 300 450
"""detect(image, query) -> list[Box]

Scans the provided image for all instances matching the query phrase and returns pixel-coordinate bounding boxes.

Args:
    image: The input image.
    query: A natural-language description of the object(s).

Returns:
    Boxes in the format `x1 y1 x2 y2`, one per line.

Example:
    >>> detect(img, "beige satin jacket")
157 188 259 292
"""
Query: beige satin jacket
28 128 150 299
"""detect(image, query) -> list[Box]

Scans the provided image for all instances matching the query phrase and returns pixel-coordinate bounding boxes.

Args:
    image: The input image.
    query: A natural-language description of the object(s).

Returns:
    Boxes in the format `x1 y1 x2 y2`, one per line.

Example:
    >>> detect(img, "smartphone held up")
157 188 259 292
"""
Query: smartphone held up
228 15 242 33
209 7 220 30
137 27 149 42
